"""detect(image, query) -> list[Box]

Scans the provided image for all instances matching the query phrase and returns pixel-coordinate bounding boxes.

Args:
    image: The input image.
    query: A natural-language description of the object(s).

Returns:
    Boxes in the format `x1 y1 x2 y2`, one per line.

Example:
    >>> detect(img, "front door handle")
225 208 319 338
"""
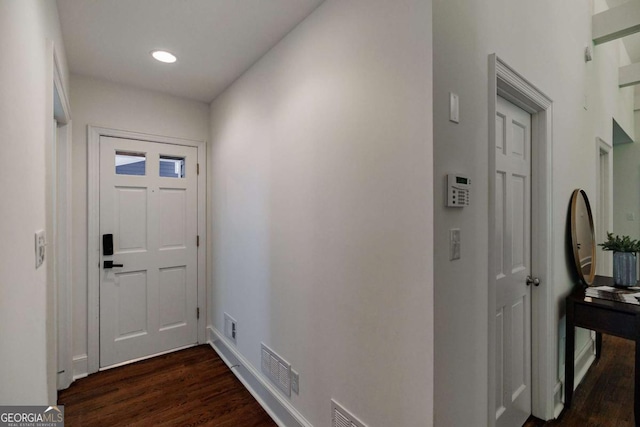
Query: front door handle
526 275 540 287
104 260 124 269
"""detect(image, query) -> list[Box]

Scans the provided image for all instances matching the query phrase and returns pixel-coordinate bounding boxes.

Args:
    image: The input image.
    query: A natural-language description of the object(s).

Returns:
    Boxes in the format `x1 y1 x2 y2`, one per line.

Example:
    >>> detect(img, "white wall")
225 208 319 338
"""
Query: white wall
208 0 434 426
0 0 69 404
69 75 209 370
433 0 634 425
614 44 635 140
613 108 640 238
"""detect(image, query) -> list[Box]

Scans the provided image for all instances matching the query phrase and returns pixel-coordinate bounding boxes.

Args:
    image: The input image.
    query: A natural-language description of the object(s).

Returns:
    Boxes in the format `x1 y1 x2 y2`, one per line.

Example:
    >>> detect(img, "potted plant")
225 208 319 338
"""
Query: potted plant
599 232 640 287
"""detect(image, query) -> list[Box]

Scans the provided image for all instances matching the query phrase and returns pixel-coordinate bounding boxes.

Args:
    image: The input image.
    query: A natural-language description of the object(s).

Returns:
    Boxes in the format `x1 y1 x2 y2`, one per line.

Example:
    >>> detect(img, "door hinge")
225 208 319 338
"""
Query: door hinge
197 163 200 175
197 307 200 319
197 235 200 247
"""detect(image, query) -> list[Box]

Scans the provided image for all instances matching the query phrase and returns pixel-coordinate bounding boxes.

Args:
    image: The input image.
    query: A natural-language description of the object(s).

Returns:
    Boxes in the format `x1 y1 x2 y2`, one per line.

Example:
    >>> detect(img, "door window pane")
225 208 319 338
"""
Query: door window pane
160 156 185 178
115 151 146 176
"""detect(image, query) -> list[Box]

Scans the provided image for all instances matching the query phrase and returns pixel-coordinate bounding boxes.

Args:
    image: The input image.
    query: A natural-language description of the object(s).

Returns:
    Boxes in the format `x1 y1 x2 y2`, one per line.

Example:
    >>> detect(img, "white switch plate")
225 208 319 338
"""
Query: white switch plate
449 92 459 123
35 230 46 269
450 228 460 261
224 312 237 344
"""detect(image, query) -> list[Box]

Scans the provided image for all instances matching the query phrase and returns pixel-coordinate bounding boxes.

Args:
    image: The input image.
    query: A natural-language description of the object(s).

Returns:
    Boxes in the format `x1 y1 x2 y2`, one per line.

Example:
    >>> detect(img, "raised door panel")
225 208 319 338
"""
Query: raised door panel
157 188 187 250
115 271 148 340
158 266 188 331
115 187 148 252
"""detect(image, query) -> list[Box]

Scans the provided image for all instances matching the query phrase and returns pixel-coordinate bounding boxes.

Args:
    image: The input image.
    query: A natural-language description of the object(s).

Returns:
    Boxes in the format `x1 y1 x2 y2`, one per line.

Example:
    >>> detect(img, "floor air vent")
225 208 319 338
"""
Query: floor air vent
261 343 291 396
331 400 367 427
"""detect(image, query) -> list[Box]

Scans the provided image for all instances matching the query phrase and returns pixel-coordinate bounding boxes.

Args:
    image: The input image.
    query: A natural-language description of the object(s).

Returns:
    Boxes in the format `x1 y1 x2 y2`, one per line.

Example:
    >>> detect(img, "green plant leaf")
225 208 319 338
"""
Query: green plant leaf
599 231 640 253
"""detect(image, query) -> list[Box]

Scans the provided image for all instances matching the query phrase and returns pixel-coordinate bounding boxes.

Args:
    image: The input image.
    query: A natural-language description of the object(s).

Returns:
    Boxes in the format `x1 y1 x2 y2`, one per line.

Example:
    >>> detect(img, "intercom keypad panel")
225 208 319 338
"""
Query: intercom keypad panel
447 174 470 207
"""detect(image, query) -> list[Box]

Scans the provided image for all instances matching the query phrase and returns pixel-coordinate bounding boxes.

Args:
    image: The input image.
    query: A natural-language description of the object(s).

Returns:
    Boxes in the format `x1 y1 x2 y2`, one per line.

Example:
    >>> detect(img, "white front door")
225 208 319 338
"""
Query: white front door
99 136 198 368
495 96 532 427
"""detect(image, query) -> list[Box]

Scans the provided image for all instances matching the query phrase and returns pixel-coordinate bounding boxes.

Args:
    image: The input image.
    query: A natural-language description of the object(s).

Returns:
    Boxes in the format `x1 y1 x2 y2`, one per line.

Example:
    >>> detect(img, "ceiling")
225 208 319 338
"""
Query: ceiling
55 0 640 103
56 0 325 103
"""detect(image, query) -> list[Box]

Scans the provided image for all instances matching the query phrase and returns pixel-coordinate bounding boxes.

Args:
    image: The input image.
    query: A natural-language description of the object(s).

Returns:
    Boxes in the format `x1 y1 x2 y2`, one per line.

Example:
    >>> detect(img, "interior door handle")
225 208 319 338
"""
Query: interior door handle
104 260 124 269
526 276 540 287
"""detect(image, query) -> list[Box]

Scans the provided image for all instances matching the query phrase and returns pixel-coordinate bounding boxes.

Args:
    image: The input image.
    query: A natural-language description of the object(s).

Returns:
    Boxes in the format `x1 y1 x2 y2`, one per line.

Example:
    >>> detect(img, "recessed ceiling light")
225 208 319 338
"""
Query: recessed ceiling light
151 50 177 64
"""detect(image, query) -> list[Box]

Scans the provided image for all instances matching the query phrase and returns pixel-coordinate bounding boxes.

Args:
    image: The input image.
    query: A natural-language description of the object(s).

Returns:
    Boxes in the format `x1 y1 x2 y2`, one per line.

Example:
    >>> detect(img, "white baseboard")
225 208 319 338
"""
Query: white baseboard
574 337 596 388
555 334 596 418
553 381 563 419
72 354 88 380
57 371 72 391
207 326 312 427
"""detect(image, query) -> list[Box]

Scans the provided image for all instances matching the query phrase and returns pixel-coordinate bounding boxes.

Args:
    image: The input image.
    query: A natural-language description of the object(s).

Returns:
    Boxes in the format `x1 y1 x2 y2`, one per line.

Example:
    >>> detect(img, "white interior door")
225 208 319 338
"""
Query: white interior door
495 96 532 427
99 136 198 368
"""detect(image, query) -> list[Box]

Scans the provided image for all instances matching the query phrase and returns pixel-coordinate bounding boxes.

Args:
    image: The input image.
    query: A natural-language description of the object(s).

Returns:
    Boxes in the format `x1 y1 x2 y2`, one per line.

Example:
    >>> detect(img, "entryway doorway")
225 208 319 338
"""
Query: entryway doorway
87 127 206 373
99 136 198 368
488 54 555 426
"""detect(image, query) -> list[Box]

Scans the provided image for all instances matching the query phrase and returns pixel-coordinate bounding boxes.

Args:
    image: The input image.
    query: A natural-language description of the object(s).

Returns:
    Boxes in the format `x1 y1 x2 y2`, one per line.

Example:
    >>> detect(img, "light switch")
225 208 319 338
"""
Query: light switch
35 230 45 269
449 92 459 123
450 228 461 261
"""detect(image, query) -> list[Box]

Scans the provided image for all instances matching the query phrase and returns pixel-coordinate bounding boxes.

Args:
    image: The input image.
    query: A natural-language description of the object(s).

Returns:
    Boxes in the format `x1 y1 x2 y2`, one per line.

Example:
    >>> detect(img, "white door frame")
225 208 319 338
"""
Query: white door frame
87 126 207 374
488 54 555 424
48 41 73 392
595 137 613 276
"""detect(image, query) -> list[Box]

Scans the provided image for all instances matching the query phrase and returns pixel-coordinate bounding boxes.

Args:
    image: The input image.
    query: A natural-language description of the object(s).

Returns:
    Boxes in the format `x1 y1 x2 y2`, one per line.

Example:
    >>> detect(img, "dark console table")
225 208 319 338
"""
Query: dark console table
565 275 640 425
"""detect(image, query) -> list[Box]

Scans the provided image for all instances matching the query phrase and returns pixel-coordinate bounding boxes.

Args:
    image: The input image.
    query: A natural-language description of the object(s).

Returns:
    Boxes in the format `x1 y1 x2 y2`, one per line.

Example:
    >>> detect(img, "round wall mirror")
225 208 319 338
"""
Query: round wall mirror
570 189 596 285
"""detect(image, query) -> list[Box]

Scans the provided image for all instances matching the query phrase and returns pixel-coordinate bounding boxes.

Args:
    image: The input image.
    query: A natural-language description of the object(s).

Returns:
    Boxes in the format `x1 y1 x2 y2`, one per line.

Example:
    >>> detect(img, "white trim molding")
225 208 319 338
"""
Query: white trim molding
593 1 640 45
208 327 313 427
87 126 207 374
53 48 71 122
488 54 555 424
556 333 597 415
48 41 74 393
573 336 597 389
72 354 88 381
553 381 563 419
595 138 613 277
55 122 73 391
619 62 640 88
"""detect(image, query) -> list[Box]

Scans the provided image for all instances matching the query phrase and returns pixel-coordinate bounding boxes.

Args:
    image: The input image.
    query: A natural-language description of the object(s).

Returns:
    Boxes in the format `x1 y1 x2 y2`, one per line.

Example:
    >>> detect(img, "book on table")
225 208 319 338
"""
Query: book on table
585 285 640 305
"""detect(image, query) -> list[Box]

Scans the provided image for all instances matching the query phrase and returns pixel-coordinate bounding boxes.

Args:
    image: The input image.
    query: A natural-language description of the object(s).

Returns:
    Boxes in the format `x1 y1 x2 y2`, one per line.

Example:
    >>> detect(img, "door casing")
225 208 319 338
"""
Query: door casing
596 137 613 277
87 126 207 374
488 54 555 424
49 41 73 393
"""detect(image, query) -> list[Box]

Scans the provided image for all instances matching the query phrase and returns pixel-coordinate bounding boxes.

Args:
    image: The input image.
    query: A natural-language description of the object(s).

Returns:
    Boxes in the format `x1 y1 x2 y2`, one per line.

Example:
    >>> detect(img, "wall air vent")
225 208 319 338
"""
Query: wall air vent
261 343 291 397
331 399 367 427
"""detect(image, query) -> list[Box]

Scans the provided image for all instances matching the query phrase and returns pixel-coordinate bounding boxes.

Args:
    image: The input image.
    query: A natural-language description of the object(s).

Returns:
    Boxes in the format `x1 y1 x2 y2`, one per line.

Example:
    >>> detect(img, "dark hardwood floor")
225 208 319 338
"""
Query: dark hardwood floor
524 334 634 427
58 334 634 426
58 345 277 427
